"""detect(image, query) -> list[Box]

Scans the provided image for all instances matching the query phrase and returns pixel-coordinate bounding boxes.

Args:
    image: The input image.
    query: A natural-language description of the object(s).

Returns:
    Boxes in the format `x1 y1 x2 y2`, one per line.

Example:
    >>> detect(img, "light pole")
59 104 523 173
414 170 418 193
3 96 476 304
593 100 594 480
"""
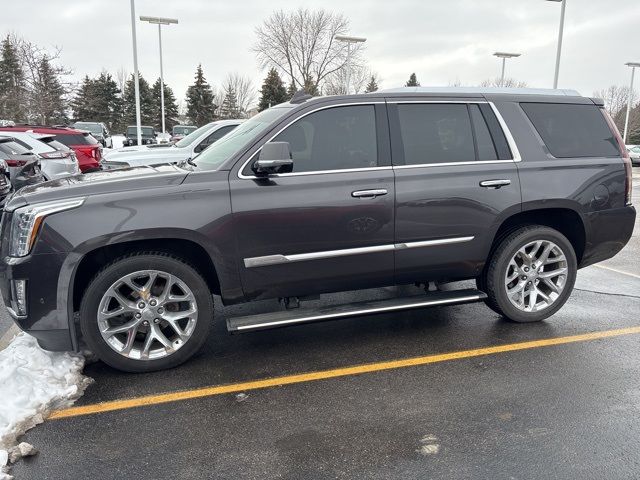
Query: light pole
493 52 521 87
623 62 640 144
129 0 142 146
140 16 178 135
547 0 566 89
334 35 367 94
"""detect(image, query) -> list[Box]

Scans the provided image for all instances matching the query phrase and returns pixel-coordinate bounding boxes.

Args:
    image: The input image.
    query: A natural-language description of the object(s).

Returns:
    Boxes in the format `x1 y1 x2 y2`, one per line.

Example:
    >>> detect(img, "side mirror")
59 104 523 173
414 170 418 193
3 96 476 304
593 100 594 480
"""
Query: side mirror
252 142 293 175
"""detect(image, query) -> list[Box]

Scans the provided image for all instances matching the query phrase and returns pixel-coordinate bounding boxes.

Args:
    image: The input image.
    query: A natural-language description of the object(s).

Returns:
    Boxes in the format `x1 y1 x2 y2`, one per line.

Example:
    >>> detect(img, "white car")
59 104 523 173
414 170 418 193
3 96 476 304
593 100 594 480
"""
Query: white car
5 130 81 180
101 120 242 169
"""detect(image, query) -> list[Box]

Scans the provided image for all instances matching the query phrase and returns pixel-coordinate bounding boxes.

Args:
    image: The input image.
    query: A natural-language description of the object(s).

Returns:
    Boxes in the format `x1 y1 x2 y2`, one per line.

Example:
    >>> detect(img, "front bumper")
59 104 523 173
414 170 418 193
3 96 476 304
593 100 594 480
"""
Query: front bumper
0 252 75 351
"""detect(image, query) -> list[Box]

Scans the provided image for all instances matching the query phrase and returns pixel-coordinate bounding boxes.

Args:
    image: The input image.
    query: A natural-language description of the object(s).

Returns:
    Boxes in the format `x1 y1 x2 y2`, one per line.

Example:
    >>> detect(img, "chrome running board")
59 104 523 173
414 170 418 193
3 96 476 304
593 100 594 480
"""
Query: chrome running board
226 289 487 333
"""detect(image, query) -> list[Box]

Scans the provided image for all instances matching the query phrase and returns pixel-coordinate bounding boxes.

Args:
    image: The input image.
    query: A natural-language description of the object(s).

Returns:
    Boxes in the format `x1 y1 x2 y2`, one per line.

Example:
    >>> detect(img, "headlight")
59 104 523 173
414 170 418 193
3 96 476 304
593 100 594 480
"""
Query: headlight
9 198 85 257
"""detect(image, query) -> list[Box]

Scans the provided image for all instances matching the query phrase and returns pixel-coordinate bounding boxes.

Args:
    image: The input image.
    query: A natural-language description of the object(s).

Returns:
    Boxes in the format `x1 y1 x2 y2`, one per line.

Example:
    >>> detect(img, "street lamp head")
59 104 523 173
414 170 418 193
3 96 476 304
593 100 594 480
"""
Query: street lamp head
140 15 178 25
545 0 564 3
493 52 521 59
334 35 367 43
625 62 640 68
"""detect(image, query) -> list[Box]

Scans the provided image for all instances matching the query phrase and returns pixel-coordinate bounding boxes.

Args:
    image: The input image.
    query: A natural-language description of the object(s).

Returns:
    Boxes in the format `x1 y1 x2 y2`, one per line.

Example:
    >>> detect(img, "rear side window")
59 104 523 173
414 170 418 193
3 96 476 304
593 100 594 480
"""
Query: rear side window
397 104 476 164
469 104 497 160
41 138 71 152
54 133 98 146
0 139 31 155
521 103 620 158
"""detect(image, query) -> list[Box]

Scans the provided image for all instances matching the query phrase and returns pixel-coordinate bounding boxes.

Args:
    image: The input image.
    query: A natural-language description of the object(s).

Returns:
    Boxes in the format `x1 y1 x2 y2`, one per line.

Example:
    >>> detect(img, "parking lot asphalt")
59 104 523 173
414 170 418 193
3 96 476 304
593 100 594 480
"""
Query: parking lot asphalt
6 170 640 479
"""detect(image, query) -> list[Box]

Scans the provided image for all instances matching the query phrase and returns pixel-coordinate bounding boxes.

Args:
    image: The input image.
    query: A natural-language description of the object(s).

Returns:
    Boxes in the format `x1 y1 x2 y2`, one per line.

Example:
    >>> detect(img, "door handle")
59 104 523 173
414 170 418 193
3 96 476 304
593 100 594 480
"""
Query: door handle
351 189 388 198
479 179 511 189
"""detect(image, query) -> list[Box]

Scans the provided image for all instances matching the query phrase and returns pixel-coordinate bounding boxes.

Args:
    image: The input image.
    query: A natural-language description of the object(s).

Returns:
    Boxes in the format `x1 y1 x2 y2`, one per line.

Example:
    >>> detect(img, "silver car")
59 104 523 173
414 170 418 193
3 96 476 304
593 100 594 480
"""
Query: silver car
2 130 80 180
101 120 242 169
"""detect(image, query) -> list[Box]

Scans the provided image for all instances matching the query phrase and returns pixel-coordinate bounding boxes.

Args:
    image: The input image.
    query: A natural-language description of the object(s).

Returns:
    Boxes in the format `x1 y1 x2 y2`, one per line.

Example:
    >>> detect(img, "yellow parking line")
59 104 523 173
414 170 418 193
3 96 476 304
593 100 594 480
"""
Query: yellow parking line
50 325 640 420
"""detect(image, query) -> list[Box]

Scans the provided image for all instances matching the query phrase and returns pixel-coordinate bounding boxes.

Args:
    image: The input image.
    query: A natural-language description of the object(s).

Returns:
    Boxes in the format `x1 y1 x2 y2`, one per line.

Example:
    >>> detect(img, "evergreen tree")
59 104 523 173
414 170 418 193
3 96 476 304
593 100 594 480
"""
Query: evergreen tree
286 82 297 99
364 75 379 93
303 78 319 96
219 86 239 119
258 68 288 111
151 78 179 132
185 64 216 126
405 73 420 87
72 72 123 129
122 73 153 126
0 35 27 122
31 55 67 124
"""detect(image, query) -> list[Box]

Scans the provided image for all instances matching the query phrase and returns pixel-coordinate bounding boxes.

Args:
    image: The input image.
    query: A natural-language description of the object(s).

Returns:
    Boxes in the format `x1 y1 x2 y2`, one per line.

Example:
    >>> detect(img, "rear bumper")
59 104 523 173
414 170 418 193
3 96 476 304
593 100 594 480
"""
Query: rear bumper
0 252 75 351
579 205 636 268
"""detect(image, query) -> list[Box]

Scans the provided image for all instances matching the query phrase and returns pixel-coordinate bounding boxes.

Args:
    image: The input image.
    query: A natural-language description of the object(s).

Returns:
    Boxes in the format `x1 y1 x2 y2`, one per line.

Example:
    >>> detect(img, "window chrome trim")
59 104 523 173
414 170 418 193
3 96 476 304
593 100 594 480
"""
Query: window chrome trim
488 101 522 162
238 101 386 180
243 236 475 268
386 100 488 104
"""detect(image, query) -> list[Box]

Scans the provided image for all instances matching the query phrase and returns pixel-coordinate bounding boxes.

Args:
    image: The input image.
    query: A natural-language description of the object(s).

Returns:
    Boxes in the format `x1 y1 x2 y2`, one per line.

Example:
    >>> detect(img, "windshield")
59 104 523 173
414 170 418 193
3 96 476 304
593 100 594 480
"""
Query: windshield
194 107 294 169
174 123 215 148
173 126 196 136
74 122 102 134
127 126 154 136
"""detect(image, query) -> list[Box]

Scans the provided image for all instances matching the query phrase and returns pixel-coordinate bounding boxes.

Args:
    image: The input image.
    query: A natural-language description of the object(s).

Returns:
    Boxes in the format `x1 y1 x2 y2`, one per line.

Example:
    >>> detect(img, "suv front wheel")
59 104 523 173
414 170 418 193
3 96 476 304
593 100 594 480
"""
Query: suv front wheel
80 253 213 372
481 226 577 323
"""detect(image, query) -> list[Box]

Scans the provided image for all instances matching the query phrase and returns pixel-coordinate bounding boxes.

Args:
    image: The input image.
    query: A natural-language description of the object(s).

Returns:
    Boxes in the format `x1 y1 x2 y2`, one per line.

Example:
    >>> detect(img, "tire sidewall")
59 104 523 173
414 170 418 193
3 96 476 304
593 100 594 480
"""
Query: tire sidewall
80 254 213 372
489 227 577 323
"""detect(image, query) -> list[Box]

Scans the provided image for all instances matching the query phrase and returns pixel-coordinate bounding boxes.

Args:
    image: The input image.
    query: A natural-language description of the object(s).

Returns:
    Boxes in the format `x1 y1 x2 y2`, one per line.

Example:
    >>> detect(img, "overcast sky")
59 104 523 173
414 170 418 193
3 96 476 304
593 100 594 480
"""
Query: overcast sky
2 0 639 107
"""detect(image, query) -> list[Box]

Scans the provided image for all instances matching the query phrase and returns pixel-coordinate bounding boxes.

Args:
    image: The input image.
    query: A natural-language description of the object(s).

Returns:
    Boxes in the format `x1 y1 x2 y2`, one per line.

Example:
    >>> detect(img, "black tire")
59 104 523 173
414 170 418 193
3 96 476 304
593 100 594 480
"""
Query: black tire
80 252 213 372
481 225 577 323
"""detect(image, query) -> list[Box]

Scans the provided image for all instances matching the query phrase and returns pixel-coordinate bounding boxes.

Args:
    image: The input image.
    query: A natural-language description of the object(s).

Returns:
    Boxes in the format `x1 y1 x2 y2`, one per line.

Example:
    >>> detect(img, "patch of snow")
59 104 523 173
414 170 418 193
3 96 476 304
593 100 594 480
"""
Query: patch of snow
417 434 440 456
0 333 92 478
111 134 126 150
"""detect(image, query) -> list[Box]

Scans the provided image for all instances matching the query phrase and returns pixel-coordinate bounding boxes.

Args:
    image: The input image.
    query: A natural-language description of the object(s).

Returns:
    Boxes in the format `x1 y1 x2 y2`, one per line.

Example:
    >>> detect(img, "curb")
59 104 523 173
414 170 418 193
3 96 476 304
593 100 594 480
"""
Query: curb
0 324 19 350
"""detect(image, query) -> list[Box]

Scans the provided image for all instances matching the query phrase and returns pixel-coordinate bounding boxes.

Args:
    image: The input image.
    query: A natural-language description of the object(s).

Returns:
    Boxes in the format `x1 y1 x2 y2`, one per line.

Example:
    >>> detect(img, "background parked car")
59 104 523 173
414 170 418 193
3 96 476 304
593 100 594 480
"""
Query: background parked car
156 132 172 144
627 145 640 166
123 125 157 146
102 120 241 169
0 126 102 173
4 130 80 180
72 121 112 148
0 135 45 190
0 159 13 209
170 124 197 142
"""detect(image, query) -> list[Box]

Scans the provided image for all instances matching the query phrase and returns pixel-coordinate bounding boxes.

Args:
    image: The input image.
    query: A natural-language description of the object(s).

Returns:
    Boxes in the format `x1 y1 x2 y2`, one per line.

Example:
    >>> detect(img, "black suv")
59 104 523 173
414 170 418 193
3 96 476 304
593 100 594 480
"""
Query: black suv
0 88 635 372
123 125 156 146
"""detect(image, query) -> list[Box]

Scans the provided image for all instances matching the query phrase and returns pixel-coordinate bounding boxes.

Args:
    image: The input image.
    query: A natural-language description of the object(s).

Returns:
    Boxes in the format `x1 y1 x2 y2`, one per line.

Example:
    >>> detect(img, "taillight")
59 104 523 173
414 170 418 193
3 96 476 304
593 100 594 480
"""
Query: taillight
4 159 28 167
40 151 71 160
602 108 632 206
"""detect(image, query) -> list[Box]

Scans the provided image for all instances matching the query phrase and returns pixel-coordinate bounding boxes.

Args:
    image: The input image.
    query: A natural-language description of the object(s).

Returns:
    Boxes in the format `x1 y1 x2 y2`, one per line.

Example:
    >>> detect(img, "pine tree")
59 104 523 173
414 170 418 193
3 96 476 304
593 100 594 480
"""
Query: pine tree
258 68 288 111
0 35 27 122
286 82 297 99
70 75 97 122
151 78 179 132
185 64 216 126
31 55 67 124
122 73 153 126
303 78 319 96
219 86 239 119
405 73 420 87
72 72 123 129
364 75 379 93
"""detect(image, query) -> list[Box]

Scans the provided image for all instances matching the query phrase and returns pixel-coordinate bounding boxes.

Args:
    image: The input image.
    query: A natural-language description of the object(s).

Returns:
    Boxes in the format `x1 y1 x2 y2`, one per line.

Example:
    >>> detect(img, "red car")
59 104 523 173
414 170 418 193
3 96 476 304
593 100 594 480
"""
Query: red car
0 125 102 173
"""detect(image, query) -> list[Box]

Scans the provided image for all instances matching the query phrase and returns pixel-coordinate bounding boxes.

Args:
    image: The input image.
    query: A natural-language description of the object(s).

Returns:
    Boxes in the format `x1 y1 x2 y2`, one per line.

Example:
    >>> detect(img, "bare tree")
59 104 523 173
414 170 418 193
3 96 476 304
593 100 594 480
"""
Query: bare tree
253 8 362 94
323 65 373 95
115 66 129 97
593 85 638 118
480 78 528 88
222 73 256 117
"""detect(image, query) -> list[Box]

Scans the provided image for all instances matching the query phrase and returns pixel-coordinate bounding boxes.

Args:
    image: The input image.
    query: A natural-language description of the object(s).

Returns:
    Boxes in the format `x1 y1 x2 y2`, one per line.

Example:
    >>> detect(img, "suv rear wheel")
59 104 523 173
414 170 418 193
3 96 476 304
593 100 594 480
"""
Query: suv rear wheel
480 226 577 323
80 253 213 372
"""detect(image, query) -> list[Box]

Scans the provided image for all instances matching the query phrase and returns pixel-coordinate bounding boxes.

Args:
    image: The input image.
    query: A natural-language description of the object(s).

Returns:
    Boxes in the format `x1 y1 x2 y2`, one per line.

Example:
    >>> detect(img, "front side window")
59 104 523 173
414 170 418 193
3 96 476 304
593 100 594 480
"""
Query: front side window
271 105 377 173
397 104 476 165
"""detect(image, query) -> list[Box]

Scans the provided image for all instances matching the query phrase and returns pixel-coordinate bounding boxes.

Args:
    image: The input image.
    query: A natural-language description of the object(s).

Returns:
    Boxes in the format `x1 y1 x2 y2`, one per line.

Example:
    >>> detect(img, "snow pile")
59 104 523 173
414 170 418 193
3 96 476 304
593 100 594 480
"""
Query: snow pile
0 333 92 479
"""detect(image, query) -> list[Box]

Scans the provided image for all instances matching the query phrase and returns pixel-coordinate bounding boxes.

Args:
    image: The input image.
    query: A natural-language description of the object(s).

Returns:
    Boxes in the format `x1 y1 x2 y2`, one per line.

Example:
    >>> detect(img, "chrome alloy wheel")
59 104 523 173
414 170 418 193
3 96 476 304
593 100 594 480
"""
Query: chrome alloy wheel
97 270 198 360
504 240 568 313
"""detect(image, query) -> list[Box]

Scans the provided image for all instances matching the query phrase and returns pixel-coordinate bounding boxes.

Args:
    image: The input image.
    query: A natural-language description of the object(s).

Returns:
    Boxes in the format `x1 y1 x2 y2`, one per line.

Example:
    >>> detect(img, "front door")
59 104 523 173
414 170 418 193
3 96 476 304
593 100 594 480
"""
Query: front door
388 99 522 284
229 103 396 301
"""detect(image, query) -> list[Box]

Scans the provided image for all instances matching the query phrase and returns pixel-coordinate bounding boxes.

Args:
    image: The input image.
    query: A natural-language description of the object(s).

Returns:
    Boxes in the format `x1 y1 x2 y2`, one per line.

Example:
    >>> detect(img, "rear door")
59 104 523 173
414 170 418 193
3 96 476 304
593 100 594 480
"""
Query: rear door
388 99 522 284
229 102 395 300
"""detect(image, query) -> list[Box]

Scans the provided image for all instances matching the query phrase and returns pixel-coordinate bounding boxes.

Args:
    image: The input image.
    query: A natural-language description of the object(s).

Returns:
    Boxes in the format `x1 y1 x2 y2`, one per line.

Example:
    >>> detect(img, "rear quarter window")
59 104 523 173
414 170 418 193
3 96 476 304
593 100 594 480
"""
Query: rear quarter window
520 102 620 158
